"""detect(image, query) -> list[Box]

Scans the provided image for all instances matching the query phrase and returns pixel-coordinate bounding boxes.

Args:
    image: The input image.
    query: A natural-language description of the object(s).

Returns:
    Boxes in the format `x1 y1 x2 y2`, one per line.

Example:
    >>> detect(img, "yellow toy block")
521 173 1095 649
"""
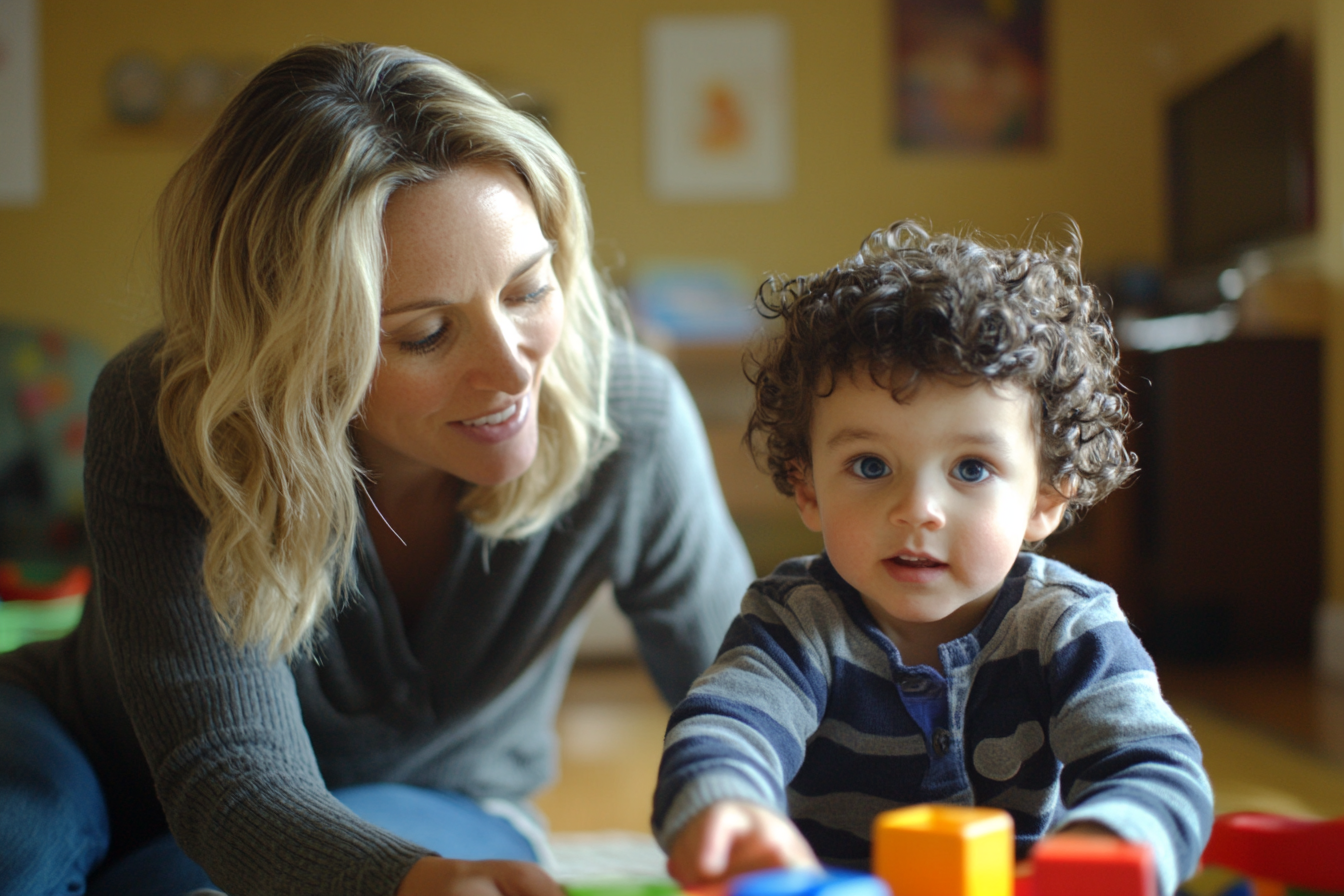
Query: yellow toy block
871 804 1014 896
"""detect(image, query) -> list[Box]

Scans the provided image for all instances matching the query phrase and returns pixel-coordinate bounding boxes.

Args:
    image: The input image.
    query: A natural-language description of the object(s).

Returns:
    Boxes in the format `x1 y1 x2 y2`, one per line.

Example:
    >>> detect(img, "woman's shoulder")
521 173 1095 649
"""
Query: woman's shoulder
90 330 166 417
85 330 176 485
605 338 700 447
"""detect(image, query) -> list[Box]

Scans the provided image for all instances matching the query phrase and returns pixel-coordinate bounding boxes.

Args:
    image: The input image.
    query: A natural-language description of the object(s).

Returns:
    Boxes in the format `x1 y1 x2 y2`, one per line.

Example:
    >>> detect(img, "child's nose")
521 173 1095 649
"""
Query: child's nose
890 476 946 530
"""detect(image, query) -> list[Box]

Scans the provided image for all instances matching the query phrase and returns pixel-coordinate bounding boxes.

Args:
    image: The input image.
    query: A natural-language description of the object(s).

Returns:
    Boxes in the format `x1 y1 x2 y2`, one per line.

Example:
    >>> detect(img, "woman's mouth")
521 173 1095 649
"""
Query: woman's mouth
452 394 530 444
463 401 523 427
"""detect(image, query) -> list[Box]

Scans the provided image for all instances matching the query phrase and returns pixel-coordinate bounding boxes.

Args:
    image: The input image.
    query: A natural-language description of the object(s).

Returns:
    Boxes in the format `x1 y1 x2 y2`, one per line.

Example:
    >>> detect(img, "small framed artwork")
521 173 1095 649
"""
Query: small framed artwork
893 0 1048 151
0 0 41 206
645 13 793 202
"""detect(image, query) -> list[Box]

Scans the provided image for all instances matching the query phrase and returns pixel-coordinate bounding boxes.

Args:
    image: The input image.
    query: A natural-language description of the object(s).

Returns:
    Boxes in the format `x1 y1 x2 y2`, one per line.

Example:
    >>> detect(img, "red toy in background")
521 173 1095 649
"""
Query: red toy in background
0 560 90 602
0 560 89 653
1200 812 1344 893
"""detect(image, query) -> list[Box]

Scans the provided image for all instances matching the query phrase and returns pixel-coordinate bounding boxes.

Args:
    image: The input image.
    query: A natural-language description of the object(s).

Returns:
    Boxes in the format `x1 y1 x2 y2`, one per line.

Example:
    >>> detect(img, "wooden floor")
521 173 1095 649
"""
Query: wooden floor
533 658 1344 835
533 660 672 833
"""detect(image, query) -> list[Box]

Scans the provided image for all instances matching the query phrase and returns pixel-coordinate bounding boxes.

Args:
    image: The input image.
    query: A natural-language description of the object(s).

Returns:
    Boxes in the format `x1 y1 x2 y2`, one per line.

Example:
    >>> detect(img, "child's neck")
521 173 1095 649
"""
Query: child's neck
865 585 1001 675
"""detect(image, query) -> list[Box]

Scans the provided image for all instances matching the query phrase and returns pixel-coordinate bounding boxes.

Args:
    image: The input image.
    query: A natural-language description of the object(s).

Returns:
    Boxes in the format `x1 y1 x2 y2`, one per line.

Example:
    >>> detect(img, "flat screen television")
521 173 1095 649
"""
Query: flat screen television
1167 33 1315 269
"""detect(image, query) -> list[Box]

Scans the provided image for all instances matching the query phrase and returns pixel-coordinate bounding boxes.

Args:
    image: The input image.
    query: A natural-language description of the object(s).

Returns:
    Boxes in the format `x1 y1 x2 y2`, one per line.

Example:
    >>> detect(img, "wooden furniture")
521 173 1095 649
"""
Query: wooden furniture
1050 337 1321 662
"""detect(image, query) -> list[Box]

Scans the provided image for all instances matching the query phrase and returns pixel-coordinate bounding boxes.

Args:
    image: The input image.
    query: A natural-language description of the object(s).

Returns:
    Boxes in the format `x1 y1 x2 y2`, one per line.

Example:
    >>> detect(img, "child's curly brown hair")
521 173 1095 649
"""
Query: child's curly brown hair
746 220 1136 532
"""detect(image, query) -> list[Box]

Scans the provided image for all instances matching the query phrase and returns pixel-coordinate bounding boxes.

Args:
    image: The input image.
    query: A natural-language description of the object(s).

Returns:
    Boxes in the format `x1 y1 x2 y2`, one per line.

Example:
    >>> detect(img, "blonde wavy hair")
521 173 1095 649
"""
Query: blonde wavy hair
156 43 620 658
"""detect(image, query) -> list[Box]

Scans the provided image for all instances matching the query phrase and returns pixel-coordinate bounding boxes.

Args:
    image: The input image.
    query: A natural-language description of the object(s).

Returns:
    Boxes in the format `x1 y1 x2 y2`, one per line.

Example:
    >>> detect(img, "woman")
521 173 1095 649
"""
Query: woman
0 43 754 896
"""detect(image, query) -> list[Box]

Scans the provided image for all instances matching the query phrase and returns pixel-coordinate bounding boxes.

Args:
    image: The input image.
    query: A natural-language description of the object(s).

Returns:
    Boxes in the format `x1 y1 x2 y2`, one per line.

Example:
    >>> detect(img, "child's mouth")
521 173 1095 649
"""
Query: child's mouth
890 553 945 568
883 554 948 582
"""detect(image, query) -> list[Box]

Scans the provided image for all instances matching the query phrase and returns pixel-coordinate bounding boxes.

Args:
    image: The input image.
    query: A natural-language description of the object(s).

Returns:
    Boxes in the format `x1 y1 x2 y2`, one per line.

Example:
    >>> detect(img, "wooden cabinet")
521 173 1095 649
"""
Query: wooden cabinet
1047 337 1322 661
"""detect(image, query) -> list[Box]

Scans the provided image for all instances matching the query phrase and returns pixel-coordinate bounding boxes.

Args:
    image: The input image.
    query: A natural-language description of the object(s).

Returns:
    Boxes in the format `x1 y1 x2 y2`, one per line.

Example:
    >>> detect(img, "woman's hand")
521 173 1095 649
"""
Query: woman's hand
666 800 820 887
396 857 563 896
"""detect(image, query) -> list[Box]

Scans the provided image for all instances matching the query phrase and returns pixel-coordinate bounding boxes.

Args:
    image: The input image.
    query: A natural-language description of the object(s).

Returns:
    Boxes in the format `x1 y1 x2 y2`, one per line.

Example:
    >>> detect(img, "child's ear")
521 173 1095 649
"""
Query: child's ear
1025 478 1075 542
790 464 823 533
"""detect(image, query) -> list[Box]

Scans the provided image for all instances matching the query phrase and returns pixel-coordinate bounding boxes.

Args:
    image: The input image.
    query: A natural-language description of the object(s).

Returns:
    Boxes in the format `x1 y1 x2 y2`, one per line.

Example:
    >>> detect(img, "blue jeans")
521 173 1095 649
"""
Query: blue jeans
0 683 538 896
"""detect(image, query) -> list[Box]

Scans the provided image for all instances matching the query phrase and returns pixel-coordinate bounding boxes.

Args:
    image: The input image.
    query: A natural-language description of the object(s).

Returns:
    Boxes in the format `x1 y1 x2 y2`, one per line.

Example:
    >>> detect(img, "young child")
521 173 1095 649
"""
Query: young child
652 222 1213 896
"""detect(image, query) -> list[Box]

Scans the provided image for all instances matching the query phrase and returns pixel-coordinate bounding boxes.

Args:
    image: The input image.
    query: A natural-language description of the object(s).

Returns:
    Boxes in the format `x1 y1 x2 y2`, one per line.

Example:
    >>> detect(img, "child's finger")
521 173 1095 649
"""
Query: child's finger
698 804 749 877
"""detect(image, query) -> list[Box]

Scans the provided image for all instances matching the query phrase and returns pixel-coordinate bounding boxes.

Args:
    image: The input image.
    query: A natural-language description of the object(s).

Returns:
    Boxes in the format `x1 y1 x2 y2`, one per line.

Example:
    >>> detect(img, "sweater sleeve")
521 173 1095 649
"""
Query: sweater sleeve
651 577 830 851
1042 589 1214 896
84 339 428 896
605 345 757 705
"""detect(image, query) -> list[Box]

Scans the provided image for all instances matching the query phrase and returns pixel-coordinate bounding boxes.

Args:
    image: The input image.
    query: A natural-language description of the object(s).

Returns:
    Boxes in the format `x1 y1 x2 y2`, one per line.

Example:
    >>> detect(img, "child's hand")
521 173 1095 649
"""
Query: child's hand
1051 821 1121 841
666 800 821 887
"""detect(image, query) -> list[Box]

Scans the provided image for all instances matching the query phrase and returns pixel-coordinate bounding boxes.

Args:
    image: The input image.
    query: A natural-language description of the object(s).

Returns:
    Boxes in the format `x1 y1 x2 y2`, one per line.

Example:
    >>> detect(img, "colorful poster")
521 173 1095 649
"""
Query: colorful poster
894 0 1047 151
0 0 40 205
645 13 792 202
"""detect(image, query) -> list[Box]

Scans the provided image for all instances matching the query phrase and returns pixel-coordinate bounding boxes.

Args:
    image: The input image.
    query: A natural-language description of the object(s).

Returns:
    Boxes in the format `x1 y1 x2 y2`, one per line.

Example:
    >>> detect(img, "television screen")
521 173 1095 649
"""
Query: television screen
1168 34 1314 269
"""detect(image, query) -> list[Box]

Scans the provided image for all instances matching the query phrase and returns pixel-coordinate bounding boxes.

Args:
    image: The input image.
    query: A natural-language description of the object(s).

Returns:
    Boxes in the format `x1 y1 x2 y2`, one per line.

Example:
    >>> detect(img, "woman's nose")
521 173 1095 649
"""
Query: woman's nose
466 312 531 395
889 475 946 530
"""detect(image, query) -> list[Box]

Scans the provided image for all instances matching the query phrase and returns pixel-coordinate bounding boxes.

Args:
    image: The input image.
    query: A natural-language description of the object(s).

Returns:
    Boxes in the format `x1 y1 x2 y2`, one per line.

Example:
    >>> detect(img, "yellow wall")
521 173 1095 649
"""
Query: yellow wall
6 0 1343 646
0 0 1171 353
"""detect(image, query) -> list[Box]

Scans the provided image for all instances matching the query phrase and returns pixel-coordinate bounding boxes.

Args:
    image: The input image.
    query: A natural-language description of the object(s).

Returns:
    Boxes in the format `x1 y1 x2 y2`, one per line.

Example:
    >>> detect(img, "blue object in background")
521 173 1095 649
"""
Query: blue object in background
629 262 761 345
730 868 891 896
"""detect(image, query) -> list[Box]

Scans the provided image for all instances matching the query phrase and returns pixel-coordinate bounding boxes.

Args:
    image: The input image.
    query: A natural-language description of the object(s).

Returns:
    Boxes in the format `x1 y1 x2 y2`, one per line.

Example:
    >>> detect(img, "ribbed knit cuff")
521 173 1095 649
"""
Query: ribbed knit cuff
1054 800 1178 896
654 771 780 853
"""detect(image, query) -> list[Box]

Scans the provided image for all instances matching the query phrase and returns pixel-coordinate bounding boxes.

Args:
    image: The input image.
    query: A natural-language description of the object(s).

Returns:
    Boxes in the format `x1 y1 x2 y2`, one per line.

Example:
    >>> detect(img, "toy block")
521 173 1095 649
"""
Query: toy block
1250 881 1286 896
1176 866 1252 896
1013 864 1034 896
729 868 891 896
872 804 1014 896
565 882 683 896
1031 834 1156 896
1202 813 1344 893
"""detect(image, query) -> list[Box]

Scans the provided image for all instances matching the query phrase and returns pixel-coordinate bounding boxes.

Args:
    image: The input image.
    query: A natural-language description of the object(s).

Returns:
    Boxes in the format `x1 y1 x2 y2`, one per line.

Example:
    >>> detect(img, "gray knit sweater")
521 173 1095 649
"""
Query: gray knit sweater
0 332 754 896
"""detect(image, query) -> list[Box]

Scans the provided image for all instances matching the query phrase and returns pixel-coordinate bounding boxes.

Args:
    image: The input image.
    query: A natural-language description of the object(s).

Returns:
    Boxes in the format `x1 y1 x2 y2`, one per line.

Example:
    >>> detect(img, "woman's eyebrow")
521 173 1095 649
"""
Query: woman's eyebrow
381 240 558 317
510 240 558 280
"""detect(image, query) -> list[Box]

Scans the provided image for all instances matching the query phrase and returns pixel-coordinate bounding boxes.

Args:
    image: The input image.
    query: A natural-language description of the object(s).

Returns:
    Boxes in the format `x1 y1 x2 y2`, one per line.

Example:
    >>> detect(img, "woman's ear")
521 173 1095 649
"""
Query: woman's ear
791 464 822 533
1025 477 1076 543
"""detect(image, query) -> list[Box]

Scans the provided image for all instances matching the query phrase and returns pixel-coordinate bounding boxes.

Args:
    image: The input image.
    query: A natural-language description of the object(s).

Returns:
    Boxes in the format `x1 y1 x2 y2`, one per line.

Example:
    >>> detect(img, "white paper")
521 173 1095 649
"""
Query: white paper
0 0 41 206
645 13 792 202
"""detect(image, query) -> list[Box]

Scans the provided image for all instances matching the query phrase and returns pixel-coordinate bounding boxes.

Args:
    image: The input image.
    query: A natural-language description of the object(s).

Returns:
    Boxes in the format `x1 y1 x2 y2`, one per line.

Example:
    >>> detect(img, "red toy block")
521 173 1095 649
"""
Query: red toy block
1201 813 1344 893
1030 834 1156 896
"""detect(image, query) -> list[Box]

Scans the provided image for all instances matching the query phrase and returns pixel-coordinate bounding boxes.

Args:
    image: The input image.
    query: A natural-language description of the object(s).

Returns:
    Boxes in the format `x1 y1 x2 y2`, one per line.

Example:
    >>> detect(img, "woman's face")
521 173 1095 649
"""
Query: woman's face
354 163 564 488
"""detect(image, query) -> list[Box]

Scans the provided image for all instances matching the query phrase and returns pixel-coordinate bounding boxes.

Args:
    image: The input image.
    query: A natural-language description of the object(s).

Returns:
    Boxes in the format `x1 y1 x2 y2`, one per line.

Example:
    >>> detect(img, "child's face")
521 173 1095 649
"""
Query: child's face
793 372 1068 649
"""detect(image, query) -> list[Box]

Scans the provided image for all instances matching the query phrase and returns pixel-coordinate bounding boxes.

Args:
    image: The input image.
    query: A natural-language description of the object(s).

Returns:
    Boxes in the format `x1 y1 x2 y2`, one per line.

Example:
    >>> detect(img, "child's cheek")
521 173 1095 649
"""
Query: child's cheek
956 510 1026 590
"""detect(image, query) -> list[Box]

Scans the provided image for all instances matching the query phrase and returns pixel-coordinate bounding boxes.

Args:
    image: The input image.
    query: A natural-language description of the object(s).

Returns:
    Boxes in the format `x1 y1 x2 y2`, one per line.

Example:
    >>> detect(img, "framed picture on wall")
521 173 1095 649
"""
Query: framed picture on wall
645 13 793 202
893 0 1048 151
0 0 41 205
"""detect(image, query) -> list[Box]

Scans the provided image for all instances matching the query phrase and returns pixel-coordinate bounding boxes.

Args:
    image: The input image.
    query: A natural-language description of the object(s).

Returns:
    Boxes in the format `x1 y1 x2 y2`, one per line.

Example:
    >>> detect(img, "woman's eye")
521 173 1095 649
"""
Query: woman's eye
516 283 553 304
398 324 449 355
953 459 990 483
850 456 890 480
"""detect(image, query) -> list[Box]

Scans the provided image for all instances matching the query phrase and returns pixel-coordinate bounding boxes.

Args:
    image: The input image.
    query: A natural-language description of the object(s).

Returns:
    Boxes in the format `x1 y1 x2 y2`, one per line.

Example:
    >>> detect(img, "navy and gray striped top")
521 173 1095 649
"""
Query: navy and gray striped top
653 552 1212 896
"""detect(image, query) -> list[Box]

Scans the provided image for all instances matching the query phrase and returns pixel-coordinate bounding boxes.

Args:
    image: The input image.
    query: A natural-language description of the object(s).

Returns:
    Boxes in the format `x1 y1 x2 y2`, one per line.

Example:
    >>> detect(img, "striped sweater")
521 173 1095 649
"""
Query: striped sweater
653 552 1212 896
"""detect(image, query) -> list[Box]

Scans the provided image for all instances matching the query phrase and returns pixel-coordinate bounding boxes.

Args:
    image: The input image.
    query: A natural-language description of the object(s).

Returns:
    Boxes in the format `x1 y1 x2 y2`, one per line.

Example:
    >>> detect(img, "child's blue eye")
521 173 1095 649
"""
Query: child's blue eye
850 456 890 480
953 459 990 483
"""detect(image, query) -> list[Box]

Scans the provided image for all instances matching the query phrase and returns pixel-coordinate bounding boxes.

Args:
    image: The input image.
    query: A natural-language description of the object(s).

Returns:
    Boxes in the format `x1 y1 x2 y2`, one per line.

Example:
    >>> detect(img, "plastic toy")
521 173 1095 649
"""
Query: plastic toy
0 560 90 601
872 805 1014 896
0 561 89 652
565 883 682 896
1201 812 1344 893
729 869 890 896
566 870 889 896
1175 866 1253 896
1030 834 1156 896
